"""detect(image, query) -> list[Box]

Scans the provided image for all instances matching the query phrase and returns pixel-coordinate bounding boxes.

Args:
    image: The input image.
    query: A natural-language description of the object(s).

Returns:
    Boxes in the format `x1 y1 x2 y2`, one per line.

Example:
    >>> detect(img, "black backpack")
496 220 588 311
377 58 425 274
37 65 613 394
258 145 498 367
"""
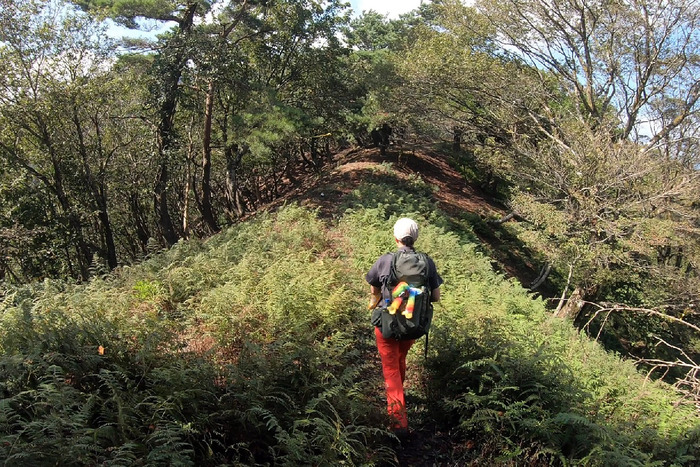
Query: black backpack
373 249 433 342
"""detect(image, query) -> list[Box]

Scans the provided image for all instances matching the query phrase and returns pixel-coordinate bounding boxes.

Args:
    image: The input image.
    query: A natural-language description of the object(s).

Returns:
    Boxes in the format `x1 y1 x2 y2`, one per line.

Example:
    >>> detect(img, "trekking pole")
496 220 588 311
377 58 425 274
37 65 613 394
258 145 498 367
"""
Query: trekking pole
424 332 429 360
424 301 444 361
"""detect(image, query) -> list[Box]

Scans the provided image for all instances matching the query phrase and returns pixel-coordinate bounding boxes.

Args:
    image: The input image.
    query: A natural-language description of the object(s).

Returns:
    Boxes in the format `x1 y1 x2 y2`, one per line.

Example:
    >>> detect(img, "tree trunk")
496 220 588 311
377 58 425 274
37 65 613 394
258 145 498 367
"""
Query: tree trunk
310 137 319 167
225 144 246 218
182 155 192 239
154 160 178 245
200 80 219 232
97 192 118 269
299 142 315 168
8 136 91 279
71 105 118 270
554 287 586 321
453 126 462 152
129 192 150 254
153 3 198 246
40 123 91 280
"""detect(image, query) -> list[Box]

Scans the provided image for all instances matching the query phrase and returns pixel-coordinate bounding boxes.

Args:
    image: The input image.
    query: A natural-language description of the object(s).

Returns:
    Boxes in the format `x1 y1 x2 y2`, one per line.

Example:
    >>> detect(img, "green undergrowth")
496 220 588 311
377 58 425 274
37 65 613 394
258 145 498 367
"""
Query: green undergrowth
1 165 698 466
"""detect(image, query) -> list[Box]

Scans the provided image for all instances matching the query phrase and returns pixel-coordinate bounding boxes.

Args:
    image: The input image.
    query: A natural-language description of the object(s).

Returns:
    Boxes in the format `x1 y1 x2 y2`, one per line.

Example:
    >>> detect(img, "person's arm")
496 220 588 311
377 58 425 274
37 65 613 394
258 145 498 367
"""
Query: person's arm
366 254 390 310
368 285 382 310
427 256 443 303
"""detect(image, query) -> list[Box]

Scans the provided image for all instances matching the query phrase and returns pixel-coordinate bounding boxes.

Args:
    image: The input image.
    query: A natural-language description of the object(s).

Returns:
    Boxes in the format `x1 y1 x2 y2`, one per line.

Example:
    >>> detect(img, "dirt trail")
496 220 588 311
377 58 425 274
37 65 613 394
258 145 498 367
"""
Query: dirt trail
290 145 505 220
268 143 542 288
262 145 525 465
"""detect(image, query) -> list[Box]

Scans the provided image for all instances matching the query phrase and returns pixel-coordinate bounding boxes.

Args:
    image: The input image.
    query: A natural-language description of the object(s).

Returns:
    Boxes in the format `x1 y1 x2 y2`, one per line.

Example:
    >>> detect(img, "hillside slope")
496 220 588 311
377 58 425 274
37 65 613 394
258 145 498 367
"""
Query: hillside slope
275 144 700 464
268 143 541 292
1 143 698 466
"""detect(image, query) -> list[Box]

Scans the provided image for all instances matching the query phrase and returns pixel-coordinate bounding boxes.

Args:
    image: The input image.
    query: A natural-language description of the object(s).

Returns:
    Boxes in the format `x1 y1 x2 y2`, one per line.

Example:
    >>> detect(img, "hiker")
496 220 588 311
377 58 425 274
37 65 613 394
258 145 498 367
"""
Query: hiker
365 218 443 436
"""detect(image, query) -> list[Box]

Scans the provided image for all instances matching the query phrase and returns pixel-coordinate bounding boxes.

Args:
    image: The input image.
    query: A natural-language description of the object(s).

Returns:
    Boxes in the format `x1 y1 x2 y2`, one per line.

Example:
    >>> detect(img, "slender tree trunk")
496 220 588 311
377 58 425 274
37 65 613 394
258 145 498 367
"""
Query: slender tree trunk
198 2 259 228
453 126 462 152
61 197 90 278
225 144 246 218
71 106 118 269
97 191 118 269
252 169 261 205
182 156 191 239
130 192 150 254
153 3 198 246
285 146 297 184
299 142 314 168
63 245 77 278
153 155 178 245
39 122 91 279
200 80 219 232
310 137 319 166
153 63 179 244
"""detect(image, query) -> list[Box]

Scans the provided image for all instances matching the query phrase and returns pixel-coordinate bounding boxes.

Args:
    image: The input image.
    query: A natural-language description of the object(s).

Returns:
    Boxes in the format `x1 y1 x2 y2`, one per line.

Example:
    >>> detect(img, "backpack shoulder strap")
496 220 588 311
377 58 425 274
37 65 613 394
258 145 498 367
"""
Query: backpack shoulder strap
379 252 397 290
388 250 400 285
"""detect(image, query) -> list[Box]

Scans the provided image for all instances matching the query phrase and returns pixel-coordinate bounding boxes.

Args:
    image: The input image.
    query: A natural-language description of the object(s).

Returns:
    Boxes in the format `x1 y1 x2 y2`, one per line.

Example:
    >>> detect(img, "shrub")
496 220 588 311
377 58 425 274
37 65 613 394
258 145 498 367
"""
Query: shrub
1 176 698 465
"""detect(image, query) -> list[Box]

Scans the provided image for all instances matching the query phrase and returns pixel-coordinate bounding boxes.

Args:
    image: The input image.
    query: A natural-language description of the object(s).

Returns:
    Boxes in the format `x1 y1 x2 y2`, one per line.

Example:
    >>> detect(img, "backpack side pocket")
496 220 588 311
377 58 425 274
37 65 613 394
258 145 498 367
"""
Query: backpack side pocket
370 306 383 327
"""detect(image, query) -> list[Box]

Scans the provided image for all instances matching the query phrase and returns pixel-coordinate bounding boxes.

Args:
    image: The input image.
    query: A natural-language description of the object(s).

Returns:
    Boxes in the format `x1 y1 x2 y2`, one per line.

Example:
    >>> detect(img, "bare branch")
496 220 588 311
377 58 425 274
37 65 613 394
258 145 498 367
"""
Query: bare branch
634 336 700 410
595 303 700 334
582 302 700 409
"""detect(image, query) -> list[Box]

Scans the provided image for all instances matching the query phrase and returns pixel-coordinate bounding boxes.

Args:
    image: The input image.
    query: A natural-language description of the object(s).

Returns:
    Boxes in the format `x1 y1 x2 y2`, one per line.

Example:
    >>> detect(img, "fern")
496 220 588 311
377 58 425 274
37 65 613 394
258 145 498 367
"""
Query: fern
2 199 699 466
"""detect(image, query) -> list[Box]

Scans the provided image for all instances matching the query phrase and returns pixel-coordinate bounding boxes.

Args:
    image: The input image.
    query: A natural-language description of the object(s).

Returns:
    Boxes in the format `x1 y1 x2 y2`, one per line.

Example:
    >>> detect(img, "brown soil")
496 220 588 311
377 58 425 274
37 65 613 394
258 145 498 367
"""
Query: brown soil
284 144 504 220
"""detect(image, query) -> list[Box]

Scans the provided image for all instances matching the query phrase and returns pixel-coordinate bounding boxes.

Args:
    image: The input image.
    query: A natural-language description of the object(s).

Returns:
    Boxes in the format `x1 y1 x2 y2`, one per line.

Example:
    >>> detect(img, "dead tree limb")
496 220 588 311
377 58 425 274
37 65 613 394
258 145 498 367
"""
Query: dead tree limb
528 262 551 292
579 302 700 410
488 211 526 224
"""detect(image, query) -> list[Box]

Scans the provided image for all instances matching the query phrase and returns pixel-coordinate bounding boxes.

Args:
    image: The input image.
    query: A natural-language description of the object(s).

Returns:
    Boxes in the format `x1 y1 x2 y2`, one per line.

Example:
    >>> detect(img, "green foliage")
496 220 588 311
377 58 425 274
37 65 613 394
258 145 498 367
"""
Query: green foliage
1 154 698 465
422 277 699 465
336 168 699 464
0 0 367 282
0 204 396 465
0 0 696 463
344 11 400 51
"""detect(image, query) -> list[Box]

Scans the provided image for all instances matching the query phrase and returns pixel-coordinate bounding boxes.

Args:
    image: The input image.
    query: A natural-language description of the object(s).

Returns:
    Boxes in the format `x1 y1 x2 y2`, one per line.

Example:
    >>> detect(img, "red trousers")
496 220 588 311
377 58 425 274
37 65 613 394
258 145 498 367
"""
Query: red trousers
374 326 415 429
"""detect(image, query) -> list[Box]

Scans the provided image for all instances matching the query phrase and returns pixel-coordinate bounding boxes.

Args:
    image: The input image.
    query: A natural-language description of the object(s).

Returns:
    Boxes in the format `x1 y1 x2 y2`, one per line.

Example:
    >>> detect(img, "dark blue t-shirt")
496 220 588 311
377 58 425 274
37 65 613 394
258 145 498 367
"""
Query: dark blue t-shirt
365 247 443 302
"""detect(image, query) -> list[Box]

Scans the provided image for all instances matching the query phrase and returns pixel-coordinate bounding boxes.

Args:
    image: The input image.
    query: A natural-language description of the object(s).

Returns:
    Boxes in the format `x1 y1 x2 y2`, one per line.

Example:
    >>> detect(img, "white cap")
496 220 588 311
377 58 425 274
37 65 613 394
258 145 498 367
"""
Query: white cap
393 217 419 241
